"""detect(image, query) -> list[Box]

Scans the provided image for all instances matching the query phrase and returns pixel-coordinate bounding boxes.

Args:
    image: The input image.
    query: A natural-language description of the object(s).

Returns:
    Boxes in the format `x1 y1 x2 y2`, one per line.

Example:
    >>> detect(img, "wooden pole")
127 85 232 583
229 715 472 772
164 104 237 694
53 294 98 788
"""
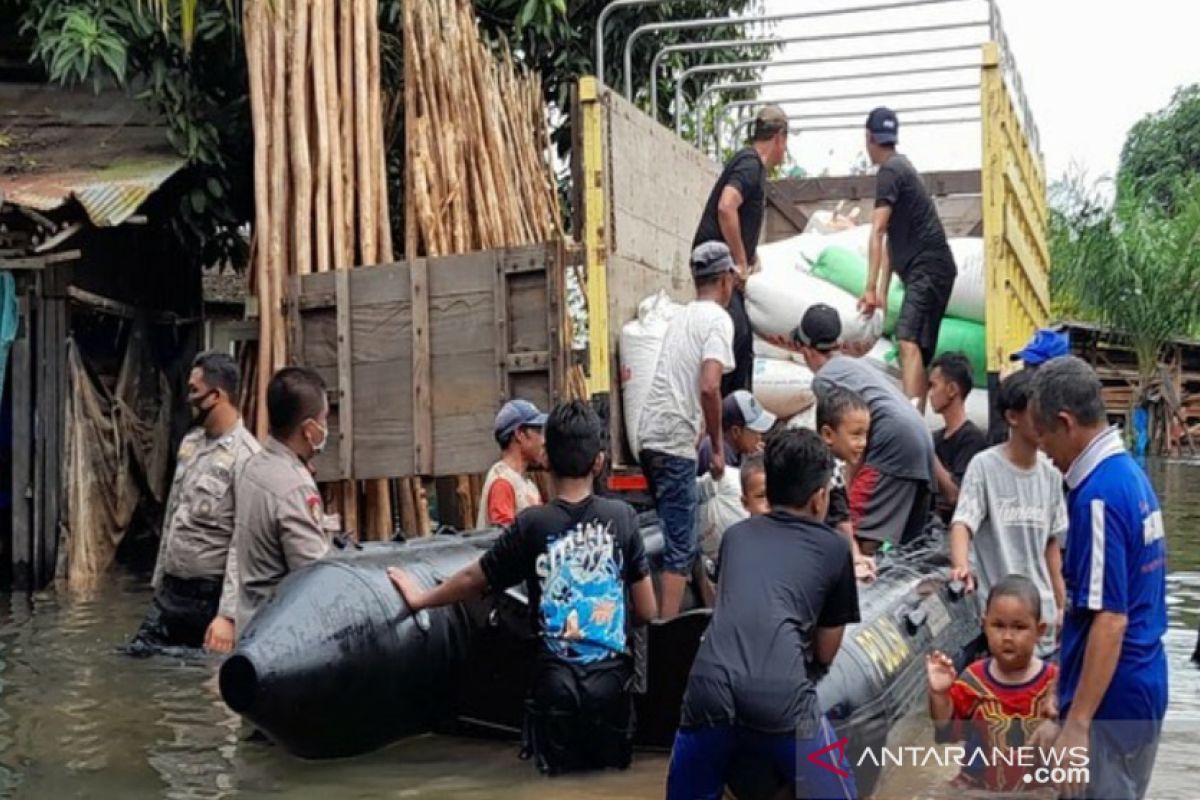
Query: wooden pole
268 1 289 374
289 0 313 279
311 0 332 274
246 0 271 438
325 0 346 270
353 0 377 264
339 0 357 265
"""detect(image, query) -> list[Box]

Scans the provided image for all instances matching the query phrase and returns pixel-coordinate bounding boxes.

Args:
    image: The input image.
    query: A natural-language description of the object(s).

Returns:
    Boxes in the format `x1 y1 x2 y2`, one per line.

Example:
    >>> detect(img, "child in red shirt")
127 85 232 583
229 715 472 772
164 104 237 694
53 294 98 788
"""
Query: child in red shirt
927 574 1058 793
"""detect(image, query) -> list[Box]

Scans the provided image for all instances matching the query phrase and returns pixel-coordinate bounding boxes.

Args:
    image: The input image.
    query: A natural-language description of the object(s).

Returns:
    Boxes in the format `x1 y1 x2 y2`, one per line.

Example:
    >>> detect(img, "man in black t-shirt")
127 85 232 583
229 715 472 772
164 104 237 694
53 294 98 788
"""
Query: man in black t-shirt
387 401 657 776
928 352 987 523
694 104 789 396
666 428 861 800
858 107 957 410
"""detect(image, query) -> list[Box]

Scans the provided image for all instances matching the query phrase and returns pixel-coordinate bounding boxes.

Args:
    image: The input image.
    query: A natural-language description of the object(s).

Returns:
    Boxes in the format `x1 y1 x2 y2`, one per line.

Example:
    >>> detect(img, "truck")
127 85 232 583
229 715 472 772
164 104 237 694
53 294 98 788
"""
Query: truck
287 37 1048 513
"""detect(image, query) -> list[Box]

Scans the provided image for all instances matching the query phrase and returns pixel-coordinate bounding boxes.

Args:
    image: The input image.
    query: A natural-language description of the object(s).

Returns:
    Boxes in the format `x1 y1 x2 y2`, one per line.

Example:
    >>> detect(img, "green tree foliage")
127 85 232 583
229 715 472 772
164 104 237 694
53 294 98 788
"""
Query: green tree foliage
1051 174 1200 390
1119 84 1200 216
18 0 251 267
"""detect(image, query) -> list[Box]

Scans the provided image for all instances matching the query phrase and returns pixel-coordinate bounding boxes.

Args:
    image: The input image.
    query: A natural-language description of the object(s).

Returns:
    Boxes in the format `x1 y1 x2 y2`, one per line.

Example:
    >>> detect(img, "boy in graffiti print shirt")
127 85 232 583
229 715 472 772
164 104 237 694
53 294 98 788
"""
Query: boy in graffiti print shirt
388 401 656 776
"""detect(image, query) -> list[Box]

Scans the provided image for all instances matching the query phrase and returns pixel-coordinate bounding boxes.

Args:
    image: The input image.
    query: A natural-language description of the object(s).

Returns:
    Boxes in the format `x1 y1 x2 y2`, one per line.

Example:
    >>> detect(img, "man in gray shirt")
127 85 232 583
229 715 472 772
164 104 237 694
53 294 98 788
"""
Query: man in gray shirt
234 367 332 634
127 352 260 655
788 303 935 554
950 369 1067 656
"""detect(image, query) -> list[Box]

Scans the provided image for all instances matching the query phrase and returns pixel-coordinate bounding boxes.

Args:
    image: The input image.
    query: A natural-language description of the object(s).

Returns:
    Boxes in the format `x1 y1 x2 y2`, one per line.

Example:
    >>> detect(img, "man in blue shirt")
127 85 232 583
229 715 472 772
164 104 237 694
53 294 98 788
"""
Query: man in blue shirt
1029 357 1167 800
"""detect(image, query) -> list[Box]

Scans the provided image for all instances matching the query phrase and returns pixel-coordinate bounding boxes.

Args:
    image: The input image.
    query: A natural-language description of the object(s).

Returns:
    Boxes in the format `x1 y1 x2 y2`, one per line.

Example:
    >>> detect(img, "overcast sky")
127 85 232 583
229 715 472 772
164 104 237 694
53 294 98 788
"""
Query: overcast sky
744 0 1200 185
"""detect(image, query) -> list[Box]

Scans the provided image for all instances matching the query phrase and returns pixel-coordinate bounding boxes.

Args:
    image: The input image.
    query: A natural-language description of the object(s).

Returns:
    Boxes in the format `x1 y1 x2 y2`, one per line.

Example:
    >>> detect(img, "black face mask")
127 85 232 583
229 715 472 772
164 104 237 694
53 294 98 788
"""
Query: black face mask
190 389 218 424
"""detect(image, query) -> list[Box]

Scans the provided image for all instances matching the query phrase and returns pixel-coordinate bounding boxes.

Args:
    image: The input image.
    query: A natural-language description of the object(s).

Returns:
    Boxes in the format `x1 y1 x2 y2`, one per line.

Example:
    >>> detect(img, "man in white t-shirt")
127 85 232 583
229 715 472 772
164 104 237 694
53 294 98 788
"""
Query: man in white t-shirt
636 241 737 620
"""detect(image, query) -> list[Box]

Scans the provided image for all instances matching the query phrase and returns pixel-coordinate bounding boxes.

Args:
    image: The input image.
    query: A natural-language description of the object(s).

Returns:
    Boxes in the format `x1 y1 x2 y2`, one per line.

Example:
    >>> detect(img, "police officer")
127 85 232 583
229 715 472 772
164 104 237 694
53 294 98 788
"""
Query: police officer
127 352 261 655
233 366 332 634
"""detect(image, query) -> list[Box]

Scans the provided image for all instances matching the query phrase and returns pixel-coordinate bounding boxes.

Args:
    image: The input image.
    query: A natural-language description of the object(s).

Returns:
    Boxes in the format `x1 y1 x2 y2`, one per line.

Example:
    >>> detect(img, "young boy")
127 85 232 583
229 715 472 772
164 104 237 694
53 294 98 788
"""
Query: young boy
817 386 876 582
387 401 657 776
927 575 1060 794
739 454 768 516
668 428 861 800
950 370 1067 657
929 352 987 523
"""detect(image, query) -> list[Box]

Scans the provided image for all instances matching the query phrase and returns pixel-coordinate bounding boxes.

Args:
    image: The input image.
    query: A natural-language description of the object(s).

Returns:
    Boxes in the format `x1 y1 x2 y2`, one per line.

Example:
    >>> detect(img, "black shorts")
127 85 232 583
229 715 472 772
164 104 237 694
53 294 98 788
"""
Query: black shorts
525 655 635 775
125 574 222 655
895 256 956 368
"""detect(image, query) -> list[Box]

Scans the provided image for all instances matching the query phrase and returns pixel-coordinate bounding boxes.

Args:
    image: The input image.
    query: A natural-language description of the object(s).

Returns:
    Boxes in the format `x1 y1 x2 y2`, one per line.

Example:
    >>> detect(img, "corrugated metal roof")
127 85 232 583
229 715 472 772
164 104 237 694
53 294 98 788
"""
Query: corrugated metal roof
0 83 185 227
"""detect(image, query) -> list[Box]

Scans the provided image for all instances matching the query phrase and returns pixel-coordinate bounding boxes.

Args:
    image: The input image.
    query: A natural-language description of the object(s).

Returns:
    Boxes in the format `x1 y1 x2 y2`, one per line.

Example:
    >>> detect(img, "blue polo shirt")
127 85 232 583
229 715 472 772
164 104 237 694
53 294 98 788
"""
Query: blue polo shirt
1059 427 1167 737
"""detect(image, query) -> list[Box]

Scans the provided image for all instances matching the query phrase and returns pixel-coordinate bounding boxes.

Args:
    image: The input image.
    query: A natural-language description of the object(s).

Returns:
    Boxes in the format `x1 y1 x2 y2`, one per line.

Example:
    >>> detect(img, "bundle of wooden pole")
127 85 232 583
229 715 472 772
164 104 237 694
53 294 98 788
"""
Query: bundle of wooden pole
243 0 394 540
402 0 561 259
401 0 563 528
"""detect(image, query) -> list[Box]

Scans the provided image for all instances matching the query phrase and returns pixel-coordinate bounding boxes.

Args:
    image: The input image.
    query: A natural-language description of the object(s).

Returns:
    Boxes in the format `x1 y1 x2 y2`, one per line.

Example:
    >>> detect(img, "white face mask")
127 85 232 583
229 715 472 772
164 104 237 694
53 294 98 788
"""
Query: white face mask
307 420 329 455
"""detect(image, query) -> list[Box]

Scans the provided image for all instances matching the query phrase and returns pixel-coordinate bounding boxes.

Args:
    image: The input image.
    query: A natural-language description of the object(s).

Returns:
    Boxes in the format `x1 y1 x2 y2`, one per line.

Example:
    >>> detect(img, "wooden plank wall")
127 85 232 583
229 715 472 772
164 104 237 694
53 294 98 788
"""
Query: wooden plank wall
293 243 560 482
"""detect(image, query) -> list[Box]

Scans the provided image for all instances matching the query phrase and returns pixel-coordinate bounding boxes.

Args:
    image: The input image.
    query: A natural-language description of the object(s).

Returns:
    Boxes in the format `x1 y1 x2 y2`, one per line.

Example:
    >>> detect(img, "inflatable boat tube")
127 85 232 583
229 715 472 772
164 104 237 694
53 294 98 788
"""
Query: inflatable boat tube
220 524 980 797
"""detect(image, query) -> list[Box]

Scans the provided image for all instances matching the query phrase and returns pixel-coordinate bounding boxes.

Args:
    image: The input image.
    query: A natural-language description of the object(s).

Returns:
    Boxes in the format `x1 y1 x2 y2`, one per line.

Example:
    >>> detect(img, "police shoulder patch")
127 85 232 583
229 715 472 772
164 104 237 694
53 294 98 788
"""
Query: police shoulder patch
306 493 323 524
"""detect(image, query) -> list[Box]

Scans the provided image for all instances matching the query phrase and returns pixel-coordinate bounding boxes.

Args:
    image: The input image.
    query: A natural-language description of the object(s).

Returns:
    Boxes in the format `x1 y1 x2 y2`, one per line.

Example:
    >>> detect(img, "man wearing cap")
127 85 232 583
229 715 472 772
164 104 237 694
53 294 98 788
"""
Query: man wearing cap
693 104 790 397
787 303 936 554
696 390 777 474
1012 328 1071 370
478 400 547 529
636 241 738 619
860 107 958 410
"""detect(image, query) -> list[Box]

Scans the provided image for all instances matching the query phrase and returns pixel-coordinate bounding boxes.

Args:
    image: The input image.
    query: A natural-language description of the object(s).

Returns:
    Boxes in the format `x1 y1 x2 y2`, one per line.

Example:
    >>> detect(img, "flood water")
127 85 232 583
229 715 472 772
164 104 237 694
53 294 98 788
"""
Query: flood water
1 461 1198 799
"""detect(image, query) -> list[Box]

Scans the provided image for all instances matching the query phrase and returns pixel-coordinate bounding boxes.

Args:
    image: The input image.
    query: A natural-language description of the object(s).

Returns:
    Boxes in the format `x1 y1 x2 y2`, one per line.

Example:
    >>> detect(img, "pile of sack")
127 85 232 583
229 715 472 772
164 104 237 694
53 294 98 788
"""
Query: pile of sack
618 212 991 457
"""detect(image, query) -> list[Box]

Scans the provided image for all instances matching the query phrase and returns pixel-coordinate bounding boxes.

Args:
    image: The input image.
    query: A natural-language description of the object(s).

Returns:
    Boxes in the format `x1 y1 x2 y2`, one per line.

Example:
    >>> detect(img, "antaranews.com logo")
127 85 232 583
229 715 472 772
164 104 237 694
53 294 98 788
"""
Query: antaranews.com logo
807 737 1090 788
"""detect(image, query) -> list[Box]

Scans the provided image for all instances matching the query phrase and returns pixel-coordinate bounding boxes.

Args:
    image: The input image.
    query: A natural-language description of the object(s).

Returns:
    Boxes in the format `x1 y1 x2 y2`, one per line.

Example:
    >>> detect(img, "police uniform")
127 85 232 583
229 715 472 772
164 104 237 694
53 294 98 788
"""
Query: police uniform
129 420 261 652
233 436 330 633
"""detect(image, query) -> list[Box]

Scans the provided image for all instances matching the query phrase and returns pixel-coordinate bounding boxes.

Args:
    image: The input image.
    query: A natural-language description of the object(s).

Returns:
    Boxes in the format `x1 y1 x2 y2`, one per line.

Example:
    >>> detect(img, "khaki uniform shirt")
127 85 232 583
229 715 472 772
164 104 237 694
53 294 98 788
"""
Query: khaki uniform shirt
153 420 261 619
234 436 330 632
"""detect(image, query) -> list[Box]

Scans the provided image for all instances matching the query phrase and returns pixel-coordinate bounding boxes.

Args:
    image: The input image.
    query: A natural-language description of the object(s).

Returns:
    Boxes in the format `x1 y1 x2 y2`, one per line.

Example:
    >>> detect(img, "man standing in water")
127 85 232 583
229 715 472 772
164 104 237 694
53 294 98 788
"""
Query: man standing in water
859 107 957 409
233 367 332 634
693 104 789 395
127 352 260 655
1030 357 1167 800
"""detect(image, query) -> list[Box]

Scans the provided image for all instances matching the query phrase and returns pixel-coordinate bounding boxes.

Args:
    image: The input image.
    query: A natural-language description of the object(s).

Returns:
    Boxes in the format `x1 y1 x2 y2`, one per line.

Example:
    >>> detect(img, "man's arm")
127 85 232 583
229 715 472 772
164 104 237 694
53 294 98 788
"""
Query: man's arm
1045 537 1066 613
389 560 489 612
485 479 517 528
1064 610 1127 726
934 458 960 506
717 186 749 275
700 359 725 475
863 204 893 312
278 487 332 570
949 522 974 591
814 625 846 666
629 575 658 625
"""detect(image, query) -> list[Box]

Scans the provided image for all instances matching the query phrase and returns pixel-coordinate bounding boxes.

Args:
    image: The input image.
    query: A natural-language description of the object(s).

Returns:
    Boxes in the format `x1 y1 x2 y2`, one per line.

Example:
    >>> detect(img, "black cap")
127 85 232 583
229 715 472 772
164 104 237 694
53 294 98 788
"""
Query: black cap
866 106 899 145
792 304 842 351
691 241 737 279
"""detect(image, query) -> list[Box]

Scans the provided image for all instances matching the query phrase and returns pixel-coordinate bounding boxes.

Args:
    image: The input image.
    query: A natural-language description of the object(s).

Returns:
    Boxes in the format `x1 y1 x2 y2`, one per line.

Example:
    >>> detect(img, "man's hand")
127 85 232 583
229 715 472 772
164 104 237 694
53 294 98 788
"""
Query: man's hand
204 616 236 654
709 455 726 482
854 556 877 583
1051 719 1090 797
387 566 427 613
925 650 956 695
762 333 804 354
950 563 976 594
858 289 881 315
1028 719 1061 753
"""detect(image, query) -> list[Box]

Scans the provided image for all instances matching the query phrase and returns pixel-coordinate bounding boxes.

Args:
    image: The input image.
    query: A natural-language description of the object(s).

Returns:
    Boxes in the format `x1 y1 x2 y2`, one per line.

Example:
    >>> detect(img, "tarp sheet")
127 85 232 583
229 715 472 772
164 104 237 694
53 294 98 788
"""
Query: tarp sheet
59 325 173 590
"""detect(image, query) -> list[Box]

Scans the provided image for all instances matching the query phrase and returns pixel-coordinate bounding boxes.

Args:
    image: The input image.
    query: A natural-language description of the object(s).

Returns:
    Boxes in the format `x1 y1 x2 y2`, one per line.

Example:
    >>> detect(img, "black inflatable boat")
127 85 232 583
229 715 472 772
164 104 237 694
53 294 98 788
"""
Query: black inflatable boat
219 523 980 796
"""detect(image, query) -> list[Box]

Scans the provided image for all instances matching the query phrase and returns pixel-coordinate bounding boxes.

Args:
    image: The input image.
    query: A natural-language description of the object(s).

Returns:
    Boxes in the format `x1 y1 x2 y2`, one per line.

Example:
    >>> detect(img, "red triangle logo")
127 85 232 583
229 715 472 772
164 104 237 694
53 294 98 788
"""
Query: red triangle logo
807 736 851 778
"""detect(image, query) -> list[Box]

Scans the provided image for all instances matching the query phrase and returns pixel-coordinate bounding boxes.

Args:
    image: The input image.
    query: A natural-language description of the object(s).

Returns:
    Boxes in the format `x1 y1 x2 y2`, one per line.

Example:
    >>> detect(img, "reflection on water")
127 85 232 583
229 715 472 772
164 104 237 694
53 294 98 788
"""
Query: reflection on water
1 461 1198 799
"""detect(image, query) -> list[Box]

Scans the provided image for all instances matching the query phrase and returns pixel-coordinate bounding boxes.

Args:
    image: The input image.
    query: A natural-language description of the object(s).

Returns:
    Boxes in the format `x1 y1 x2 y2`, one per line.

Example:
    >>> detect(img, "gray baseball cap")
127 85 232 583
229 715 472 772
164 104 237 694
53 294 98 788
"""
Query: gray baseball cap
691 241 737 279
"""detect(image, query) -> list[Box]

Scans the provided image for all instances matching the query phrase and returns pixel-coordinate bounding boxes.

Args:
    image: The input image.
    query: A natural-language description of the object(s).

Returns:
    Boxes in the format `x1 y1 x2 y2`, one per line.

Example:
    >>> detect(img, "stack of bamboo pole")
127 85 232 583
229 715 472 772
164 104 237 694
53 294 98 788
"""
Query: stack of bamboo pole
402 0 561 258
401 0 563 528
243 0 395 540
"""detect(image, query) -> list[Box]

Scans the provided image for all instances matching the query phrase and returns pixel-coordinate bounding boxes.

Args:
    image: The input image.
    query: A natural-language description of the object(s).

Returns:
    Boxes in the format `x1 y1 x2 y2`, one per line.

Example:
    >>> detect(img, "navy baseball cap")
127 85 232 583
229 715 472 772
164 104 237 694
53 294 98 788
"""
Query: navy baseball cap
494 399 548 442
1011 328 1070 366
792 303 842 352
691 241 737 279
866 106 899 145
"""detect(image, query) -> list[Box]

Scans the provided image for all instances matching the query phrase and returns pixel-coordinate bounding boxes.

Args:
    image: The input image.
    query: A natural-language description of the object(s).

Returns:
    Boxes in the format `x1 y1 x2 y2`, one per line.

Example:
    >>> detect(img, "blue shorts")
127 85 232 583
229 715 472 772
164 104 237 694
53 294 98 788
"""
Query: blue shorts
640 449 698 575
666 716 858 800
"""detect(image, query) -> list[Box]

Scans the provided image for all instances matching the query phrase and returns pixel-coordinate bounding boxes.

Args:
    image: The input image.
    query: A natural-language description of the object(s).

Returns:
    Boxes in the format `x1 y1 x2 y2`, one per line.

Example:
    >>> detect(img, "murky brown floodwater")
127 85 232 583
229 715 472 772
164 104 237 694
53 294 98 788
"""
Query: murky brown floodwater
2 461 1198 799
